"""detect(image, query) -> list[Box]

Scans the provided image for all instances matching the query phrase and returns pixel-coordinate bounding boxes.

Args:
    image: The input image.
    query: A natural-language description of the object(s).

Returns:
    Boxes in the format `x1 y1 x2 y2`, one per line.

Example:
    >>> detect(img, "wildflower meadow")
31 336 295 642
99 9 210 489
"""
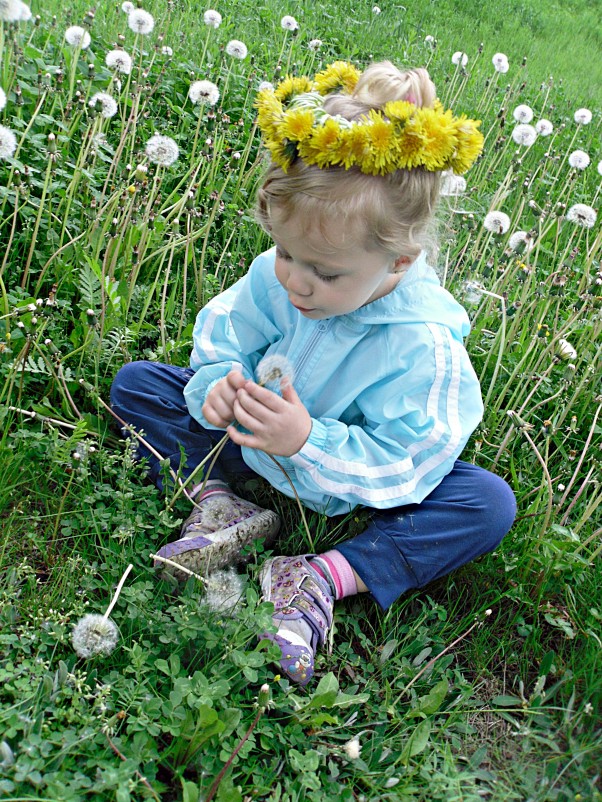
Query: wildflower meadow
0 1 600 800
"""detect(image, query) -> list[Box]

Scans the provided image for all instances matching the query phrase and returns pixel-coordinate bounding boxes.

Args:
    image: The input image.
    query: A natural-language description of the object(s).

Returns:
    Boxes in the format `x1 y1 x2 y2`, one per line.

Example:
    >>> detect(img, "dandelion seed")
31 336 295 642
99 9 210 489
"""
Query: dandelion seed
128 8 154 35
255 354 295 390
145 134 179 167
484 210 511 234
105 49 132 75
225 39 248 59
0 125 17 160
557 339 577 361
281 15 299 31
89 92 118 119
188 79 220 106
568 150 590 170
574 108 592 125
308 38 322 51
18 1 31 20
203 9 222 28
343 737 361 760
513 104 533 123
72 614 119 658
204 567 245 615
0 88 6 112
508 230 534 252
566 203 596 228
0 0 21 21
121 0 134 12
512 123 537 146
372 5 381 13
161 45 173 56
492 52 509 73
452 51 468 67
258 80 274 92
65 25 91 49
440 171 467 196
535 119 553 136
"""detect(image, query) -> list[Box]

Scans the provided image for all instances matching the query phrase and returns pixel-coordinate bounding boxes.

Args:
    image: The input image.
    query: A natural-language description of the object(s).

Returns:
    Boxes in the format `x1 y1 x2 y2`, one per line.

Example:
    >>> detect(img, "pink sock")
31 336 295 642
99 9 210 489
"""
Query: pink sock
191 479 230 501
311 550 358 600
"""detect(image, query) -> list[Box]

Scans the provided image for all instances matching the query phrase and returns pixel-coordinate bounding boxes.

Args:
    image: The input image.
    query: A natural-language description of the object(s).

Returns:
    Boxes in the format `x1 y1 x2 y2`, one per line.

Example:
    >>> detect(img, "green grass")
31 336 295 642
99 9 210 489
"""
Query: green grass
0 0 601 800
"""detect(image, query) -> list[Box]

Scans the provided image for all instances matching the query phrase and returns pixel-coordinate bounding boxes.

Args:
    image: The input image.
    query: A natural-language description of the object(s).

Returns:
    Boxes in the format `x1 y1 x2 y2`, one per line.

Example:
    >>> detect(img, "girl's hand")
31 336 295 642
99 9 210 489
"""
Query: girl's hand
227 379 312 457
202 370 246 428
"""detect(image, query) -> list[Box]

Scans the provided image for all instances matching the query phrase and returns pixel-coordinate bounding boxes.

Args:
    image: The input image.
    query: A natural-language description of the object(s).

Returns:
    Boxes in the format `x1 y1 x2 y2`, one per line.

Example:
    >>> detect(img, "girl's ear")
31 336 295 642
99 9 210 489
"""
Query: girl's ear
392 255 413 273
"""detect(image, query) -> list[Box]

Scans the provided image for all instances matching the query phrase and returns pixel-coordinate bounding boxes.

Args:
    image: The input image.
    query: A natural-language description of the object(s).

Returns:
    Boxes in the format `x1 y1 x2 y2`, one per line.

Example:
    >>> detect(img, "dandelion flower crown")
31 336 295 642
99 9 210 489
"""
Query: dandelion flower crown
255 61 484 176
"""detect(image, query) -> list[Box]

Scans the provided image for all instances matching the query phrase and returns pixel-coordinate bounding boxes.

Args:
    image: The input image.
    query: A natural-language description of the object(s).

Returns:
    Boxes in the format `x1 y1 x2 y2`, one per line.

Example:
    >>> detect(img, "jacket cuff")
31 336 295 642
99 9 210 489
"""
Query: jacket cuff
290 418 328 465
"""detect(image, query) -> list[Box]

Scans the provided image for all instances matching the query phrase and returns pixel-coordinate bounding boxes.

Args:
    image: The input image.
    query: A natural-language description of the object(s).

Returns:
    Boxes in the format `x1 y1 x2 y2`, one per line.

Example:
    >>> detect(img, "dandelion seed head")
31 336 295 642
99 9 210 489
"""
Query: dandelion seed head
145 133 179 166
513 104 533 123
568 150 590 170
512 123 537 146
492 52 509 73
463 281 485 305
18 2 31 20
203 9 222 28
0 125 17 160
225 39 248 59
452 51 468 67
597 160 602 177
308 38 322 51
258 80 274 91
0 0 22 21
372 5 381 13
128 8 154 34
255 354 295 390
105 49 132 74
188 79 220 106
161 45 173 56
484 210 511 234
343 737 361 760
121 0 134 12
281 14 299 30
72 614 118 658
557 339 577 361
508 230 534 252
566 203 596 228
204 567 245 615
89 92 118 119
65 25 91 49
0 88 6 112
440 171 467 196
424 34 435 44
574 107 592 125
535 119 553 136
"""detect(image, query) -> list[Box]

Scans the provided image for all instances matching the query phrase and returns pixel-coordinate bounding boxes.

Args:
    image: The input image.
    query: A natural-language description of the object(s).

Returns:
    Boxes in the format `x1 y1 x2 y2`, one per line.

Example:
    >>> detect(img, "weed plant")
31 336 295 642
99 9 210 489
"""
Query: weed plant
0 1 600 801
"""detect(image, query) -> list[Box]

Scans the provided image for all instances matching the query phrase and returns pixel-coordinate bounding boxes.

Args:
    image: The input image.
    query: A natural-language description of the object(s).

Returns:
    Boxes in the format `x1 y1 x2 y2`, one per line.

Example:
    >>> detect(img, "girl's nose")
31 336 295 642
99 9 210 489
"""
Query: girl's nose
287 268 312 296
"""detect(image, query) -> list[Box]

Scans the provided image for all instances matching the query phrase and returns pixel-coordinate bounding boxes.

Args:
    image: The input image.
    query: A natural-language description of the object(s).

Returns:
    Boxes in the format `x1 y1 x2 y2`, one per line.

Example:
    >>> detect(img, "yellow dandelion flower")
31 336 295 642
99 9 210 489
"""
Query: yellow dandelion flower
274 75 313 102
334 126 370 169
383 100 415 124
265 137 295 171
449 116 483 173
256 93 283 132
298 118 342 168
362 110 398 174
278 108 315 142
396 117 428 169
414 107 457 171
314 61 361 95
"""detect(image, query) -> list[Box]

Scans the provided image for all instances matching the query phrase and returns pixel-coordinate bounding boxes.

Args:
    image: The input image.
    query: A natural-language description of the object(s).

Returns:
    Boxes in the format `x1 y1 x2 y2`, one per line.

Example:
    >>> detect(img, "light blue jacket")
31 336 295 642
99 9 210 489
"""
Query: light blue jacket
184 247 483 516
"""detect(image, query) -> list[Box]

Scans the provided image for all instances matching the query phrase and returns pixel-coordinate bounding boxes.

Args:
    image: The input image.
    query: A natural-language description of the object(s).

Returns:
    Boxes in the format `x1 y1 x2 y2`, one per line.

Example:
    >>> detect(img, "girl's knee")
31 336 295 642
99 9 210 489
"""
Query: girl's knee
110 361 153 404
475 469 517 546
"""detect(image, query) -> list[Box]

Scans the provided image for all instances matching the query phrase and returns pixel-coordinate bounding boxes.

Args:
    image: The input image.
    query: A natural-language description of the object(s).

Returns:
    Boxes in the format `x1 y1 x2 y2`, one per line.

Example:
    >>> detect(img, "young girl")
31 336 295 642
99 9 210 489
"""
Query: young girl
111 61 517 686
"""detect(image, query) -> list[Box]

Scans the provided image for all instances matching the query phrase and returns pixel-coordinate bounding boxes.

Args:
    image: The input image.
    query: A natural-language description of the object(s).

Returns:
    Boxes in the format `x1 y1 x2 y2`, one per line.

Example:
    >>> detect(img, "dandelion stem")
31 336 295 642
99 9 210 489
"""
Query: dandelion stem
151 554 205 584
104 563 134 620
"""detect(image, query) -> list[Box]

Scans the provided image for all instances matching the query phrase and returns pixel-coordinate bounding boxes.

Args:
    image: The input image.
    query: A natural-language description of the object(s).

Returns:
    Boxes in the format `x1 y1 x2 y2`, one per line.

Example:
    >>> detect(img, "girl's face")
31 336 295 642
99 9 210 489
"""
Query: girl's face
269 209 408 319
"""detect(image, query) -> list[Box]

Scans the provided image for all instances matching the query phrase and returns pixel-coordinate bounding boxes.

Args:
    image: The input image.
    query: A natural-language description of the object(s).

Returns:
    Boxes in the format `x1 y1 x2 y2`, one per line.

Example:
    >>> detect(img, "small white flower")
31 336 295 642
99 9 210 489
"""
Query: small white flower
343 737 361 760
258 80 274 92
0 0 21 21
89 92 118 118
556 339 577 361
440 171 467 196
18 1 31 20
308 38 322 51
65 25 91 49
566 203 596 228
145 133 179 166
204 567 245 615
72 614 119 658
225 39 248 59
203 9 222 28
372 5 381 13
452 51 468 67
161 45 173 56
512 123 537 146
513 104 533 123
128 8 154 34
568 150 590 170
535 119 553 136
188 80 220 106
508 230 534 252
574 108 592 125
121 0 134 12
484 210 511 234
256 354 295 390
492 52 509 73
0 125 17 160
280 15 299 31
0 88 6 112
106 49 132 75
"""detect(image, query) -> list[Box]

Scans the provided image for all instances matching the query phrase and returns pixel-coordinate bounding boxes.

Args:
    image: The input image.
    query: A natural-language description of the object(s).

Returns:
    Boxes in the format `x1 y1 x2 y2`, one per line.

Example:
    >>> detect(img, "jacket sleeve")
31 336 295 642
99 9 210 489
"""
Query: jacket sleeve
286 321 483 511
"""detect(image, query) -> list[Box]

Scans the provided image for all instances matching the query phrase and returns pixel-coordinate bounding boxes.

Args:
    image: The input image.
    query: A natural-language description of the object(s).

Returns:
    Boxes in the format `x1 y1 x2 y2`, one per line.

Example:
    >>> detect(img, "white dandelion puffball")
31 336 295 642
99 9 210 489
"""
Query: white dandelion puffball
440 172 467 196
89 92 118 118
65 25 91 49
0 88 6 112
256 354 295 390
512 124 537 146
556 339 577 362
0 0 22 21
204 567 245 615
188 80 220 106
568 150 590 170
484 211 511 234
72 614 118 658
281 15 299 30
452 51 468 67
203 9 222 28
424 34 435 44
225 39 248 59
106 49 132 75
343 737 362 760
508 231 534 252
574 108 592 125
372 5 381 13
258 80 274 92
513 104 533 123
535 119 553 136
121 0 134 12
308 38 322 51
598 160 602 176
128 8 154 34
492 53 509 73
0 125 17 160
145 134 179 166
566 203 596 228
161 45 173 56
18 2 31 20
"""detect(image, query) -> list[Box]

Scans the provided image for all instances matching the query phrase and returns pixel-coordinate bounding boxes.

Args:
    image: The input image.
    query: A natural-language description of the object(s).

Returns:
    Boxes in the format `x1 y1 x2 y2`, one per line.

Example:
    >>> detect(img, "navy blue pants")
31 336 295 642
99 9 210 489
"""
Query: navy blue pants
110 361 516 609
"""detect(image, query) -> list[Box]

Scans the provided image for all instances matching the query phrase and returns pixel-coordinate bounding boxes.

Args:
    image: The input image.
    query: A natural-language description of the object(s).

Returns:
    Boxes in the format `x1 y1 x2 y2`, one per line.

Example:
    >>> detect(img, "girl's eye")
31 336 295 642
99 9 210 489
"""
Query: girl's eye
314 268 337 282
276 247 292 261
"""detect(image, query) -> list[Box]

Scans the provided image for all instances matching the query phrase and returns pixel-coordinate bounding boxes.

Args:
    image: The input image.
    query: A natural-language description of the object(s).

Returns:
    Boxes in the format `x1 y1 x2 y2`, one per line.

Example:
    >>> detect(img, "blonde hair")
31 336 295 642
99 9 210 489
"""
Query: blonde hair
256 61 441 262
